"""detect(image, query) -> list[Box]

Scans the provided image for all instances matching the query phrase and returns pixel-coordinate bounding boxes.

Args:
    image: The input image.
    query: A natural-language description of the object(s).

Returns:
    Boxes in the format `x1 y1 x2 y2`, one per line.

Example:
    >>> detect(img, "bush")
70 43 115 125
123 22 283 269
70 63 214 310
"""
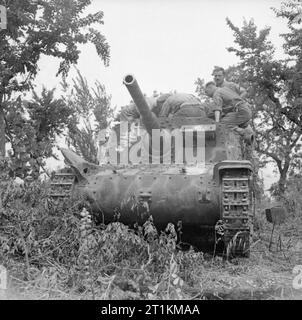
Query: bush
0 176 194 299
0 178 81 274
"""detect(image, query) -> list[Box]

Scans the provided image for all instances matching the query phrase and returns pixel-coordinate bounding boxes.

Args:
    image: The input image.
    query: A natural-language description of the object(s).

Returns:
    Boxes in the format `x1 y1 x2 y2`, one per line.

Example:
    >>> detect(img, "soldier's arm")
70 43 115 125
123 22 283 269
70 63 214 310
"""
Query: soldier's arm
231 82 247 99
212 92 223 122
214 110 220 122
238 86 247 99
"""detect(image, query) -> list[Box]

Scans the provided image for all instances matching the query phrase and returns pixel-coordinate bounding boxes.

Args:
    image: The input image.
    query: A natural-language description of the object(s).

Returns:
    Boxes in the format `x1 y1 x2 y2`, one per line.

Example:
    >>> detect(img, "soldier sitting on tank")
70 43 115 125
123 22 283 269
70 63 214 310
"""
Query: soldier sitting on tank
212 66 247 99
204 81 252 134
115 94 162 151
116 92 206 151
158 93 205 117
118 92 205 121
118 95 158 122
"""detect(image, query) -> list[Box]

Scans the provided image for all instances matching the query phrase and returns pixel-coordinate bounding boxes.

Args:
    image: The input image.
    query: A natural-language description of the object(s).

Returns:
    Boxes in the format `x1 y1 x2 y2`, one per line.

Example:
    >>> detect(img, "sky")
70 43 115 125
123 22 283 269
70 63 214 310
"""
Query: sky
34 0 291 189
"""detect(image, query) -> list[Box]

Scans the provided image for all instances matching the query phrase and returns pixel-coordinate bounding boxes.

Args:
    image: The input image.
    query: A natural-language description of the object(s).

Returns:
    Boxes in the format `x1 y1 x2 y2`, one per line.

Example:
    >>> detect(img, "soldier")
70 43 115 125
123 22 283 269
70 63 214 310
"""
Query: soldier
212 66 247 99
118 95 158 122
204 81 252 133
158 93 204 117
116 94 165 153
118 92 203 120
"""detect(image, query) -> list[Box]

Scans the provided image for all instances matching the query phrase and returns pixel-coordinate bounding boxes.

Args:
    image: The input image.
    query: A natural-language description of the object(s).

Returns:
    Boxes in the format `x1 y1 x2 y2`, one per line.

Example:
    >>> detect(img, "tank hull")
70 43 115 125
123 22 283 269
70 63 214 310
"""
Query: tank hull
51 154 254 254
78 171 220 227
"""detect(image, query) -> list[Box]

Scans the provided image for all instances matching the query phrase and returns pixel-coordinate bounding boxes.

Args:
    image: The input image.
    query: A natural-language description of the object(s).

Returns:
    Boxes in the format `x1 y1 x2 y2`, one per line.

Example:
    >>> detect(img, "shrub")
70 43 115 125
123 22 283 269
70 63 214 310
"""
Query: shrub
0 176 187 299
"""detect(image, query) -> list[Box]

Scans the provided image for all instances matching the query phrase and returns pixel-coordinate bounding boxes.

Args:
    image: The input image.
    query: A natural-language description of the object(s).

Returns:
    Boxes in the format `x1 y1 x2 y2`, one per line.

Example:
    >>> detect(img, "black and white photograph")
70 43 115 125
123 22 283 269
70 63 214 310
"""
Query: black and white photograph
0 0 302 304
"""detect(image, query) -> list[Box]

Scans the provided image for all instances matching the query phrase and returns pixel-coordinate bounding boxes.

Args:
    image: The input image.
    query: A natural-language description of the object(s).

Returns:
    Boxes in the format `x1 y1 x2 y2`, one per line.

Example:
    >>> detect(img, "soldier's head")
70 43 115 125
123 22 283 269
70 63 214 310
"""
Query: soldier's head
205 82 217 97
212 67 225 86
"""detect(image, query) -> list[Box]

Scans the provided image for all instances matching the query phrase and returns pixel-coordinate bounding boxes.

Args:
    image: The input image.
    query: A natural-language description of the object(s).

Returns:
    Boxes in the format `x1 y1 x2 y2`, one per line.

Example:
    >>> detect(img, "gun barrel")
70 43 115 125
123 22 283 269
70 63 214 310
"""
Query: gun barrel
123 74 160 134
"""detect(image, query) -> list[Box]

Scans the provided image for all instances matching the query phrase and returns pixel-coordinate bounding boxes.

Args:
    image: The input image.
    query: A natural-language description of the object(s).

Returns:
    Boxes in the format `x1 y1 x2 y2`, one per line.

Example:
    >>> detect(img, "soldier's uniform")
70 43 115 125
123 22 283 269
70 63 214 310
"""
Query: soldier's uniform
158 93 204 117
212 86 252 129
218 80 245 96
119 96 158 121
119 93 204 120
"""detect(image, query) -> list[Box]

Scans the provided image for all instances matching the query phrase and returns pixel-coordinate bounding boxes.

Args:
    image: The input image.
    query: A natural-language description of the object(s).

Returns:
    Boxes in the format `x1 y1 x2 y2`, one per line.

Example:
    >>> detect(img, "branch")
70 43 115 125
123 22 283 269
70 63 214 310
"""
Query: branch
4 115 16 157
290 133 302 149
280 107 302 129
261 149 282 172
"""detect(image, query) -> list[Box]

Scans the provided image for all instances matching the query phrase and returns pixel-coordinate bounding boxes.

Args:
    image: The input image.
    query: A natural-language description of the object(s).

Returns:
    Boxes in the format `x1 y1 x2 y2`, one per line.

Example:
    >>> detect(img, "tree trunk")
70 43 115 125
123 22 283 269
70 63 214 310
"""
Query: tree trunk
0 106 5 158
278 172 287 198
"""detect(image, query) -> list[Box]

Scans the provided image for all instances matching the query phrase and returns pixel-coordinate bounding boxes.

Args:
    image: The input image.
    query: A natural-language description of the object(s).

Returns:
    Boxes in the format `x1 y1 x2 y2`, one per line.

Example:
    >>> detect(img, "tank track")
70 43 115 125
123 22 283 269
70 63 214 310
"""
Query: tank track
49 168 75 200
221 170 254 258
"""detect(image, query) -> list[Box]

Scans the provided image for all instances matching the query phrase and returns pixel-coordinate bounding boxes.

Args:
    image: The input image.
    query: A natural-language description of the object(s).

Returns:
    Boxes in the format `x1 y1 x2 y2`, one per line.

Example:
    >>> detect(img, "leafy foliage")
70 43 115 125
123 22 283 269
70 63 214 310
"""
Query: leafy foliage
0 0 110 157
4 90 74 178
0 175 188 299
272 1 302 128
195 5 302 197
0 180 81 271
62 70 113 164
225 14 302 196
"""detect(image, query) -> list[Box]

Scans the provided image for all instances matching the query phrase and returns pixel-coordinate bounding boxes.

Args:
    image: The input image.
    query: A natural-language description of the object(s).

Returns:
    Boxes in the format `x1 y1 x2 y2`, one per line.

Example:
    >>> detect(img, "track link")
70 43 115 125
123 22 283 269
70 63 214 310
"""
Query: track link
50 168 75 200
221 170 254 257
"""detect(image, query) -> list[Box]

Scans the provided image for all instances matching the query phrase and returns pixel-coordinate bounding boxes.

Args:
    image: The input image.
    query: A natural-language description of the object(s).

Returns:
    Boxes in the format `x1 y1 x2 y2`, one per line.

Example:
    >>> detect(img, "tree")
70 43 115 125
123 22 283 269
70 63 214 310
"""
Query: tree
62 70 112 164
5 89 75 178
270 173 302 214
0 0 110 158
273 0 302 127
224 15 302 196
195 7 302 197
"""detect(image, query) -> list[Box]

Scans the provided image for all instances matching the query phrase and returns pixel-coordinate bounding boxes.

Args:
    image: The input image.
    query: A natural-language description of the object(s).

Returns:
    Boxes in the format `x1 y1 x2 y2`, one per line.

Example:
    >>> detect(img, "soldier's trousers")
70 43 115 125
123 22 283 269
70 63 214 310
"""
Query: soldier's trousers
221 102 252 129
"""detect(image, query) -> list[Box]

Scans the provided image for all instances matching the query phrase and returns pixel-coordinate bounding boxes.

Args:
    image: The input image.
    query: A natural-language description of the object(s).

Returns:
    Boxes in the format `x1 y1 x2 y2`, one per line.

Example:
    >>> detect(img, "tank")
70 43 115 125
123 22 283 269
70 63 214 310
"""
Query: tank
50 74 255 257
